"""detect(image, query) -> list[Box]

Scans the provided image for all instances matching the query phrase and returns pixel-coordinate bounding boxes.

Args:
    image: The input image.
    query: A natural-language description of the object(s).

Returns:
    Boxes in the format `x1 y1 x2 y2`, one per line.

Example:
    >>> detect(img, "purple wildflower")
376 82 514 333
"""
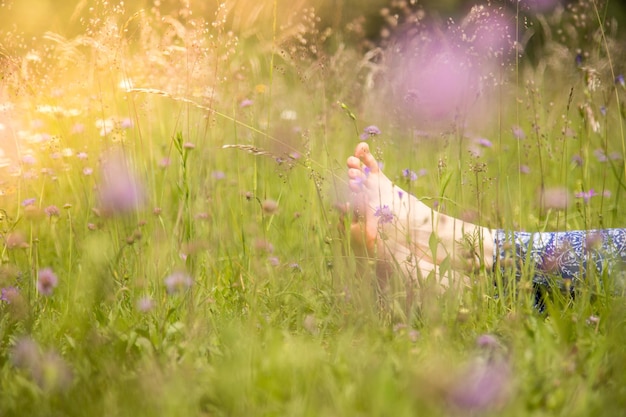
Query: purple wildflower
290 263 302 272
477 137 493 148
6 232 28 249
211 171 225 180
239 98 253 108
519 165 530 174
136 296 154 313
10 337 40 369
571 154 583 166
98 153 146 216
37 267 58 296
164 271 193 294
374 205 394 224
44 205 60 217
594 149 608 162
1 286 19 303
402 168 418 181
511 125 526 139
11 337 73 392
616 74 625 88
359 125 381 140
575 189 598 203
120 118 133 129
448 359 511 411
21 198 36 207
575 53 583 67
476 334 500 349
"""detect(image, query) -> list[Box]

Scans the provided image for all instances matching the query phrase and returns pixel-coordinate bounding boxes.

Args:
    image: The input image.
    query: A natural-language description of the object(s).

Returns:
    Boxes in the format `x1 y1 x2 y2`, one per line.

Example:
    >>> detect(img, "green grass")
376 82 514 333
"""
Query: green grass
1 1 626 416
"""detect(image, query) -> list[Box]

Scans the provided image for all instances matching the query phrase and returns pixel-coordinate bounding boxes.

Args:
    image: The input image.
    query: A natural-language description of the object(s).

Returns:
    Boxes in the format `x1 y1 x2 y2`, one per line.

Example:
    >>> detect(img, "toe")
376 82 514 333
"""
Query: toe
346 156 361 170
355 142 379 173
349 177 364 192
354 142 370 159
348 167 362 179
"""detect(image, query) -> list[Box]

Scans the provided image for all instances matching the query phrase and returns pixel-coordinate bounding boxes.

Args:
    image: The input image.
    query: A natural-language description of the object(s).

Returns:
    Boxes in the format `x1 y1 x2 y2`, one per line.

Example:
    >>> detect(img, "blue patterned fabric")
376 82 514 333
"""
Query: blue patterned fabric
494 228 626 288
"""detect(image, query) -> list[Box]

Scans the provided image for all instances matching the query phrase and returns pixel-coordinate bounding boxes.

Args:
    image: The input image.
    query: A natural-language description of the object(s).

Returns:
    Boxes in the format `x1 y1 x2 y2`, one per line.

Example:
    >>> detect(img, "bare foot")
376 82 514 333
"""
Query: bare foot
347 142 493 288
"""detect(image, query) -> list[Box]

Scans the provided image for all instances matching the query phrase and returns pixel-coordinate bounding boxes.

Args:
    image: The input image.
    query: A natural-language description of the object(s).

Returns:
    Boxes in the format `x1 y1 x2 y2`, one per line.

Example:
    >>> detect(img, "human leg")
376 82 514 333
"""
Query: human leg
346 142 495 287
494 229 626 287
346 142 626 296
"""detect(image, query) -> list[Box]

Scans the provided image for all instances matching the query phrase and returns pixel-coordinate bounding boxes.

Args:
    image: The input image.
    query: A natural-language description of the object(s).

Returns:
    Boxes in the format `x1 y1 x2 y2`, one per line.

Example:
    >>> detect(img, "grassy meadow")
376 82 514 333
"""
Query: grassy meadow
1 0 626 415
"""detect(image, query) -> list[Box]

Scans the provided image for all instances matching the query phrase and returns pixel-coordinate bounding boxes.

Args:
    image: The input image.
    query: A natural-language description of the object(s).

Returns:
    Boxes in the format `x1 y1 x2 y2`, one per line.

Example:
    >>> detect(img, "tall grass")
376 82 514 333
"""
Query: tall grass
1 0 625 416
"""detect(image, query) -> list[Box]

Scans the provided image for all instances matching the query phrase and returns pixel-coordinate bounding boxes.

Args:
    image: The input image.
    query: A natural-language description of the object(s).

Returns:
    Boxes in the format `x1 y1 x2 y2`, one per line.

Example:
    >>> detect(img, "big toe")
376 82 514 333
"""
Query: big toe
355 142 379 173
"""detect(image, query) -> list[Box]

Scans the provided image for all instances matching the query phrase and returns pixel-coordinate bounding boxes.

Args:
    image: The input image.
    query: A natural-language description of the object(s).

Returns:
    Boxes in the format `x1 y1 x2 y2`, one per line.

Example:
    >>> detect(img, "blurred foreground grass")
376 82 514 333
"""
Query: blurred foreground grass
1 1 626 416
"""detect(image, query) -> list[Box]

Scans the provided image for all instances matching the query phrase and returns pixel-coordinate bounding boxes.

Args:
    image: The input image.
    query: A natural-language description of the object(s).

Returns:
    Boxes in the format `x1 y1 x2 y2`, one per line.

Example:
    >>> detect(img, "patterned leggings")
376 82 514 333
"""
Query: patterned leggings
493 229 626 290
